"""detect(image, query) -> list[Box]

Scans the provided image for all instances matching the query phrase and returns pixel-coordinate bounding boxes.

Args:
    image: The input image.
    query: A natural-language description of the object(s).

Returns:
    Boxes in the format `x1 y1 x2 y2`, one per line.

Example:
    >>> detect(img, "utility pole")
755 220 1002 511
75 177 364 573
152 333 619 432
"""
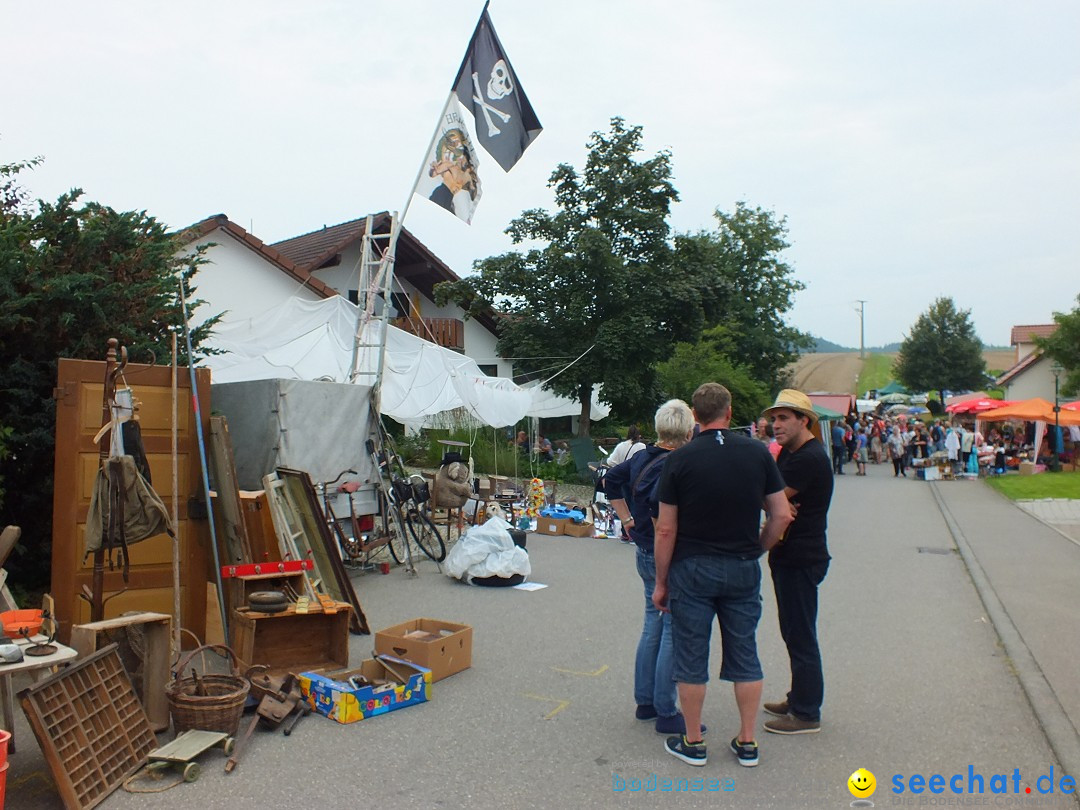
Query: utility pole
855 300 866 359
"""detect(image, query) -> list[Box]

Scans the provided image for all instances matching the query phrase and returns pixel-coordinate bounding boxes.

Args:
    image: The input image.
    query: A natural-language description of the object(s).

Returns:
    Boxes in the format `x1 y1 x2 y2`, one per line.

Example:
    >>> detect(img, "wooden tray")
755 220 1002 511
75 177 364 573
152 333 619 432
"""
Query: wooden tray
19 644 156 810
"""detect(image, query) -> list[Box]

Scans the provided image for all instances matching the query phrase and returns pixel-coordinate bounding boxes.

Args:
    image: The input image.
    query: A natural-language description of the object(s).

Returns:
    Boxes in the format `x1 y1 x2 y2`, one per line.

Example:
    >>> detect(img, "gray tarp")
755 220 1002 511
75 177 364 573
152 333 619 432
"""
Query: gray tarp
211 379 377 514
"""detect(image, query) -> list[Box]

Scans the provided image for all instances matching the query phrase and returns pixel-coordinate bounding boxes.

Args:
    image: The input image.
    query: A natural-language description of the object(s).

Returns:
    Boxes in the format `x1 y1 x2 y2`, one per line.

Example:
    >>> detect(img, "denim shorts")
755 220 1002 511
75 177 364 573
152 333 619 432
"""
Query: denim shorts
668 554 763 684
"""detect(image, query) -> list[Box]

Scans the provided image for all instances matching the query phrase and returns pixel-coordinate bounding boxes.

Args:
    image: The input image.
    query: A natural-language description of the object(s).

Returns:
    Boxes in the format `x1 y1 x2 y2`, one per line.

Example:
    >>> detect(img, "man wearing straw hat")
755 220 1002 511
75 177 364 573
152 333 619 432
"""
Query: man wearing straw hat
760 389 834 736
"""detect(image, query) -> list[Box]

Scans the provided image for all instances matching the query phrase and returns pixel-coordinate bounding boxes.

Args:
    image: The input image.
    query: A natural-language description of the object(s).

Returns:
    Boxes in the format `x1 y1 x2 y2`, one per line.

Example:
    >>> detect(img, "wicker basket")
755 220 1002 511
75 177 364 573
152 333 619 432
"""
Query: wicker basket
166 644 250 736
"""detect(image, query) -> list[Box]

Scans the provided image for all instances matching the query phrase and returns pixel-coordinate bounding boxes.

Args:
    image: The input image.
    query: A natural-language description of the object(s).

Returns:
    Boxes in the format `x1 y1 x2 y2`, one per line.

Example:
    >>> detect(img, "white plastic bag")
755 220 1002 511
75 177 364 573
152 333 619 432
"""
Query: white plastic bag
445 516 531 584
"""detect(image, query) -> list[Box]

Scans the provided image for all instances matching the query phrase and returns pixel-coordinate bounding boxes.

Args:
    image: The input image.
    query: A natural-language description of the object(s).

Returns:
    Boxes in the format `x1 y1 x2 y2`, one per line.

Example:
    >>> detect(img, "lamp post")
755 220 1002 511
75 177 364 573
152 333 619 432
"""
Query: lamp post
1050 361 1064 473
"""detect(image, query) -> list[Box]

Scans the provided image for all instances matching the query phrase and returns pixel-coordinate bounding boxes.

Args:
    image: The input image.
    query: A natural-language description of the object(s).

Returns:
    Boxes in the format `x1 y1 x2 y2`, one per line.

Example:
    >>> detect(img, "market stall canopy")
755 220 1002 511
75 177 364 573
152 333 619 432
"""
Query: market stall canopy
945 398 1013 414
807 394 854 417
977 397 1080 426
944 391 992 407
855 399 880 414
877 380 909 395
813 403 845 420
203 296 609 427
879 393 911 405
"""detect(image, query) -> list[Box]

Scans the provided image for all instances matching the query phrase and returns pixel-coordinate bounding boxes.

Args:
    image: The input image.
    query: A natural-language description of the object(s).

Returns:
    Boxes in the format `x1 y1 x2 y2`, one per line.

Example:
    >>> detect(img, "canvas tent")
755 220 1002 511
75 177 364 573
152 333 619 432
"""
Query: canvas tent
204 296 609 428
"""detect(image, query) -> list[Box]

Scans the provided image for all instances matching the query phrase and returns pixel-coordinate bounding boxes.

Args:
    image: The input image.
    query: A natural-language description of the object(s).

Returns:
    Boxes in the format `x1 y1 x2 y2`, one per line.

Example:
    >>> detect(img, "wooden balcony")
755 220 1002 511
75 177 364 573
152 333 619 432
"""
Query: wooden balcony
391 317 464 351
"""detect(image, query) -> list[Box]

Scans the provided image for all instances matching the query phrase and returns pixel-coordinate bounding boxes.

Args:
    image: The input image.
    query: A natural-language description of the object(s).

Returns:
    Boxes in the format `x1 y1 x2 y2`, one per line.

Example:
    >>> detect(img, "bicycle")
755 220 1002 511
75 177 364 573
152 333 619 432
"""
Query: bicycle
314 468 390 570
366 430 446 569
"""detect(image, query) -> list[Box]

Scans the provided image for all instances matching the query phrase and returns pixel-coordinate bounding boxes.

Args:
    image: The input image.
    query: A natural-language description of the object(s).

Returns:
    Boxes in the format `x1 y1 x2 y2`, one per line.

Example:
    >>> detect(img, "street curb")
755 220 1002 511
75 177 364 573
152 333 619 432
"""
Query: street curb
930 482 1080 790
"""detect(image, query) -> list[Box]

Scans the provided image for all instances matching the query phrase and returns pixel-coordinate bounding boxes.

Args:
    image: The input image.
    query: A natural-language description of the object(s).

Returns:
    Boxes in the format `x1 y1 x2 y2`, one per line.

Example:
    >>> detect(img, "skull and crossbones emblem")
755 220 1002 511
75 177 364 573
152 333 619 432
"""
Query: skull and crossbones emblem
471 60 514 136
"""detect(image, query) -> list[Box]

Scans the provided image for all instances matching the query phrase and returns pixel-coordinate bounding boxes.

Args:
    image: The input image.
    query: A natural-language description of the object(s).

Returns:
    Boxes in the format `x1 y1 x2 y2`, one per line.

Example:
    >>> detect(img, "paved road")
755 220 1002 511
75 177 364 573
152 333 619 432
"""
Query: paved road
7 460 1079 808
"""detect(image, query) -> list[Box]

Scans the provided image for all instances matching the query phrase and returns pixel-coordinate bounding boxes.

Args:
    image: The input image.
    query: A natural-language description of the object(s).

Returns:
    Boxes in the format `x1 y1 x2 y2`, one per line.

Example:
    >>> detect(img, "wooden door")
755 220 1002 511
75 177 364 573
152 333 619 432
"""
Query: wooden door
51 357 210 643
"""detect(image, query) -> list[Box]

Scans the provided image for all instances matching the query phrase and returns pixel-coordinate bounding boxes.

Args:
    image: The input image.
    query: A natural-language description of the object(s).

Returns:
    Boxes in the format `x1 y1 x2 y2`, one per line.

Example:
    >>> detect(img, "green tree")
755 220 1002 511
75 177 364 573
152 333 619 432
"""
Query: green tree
436 118 692 435
677 204 811 386
656 326 771 426
0 159 217 594
1035 294 1080 397
894 297 986 403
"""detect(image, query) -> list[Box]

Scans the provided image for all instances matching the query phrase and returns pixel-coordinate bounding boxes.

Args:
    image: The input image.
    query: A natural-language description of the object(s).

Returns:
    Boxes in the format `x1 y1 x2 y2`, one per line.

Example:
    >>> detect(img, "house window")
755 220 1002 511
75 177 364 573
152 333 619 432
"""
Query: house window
478 364 498 377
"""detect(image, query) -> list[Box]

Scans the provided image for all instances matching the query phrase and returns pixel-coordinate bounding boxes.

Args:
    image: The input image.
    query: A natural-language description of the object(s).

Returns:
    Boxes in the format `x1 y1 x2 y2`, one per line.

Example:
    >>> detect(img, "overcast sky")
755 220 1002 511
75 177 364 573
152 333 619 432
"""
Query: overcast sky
5 0 1078 348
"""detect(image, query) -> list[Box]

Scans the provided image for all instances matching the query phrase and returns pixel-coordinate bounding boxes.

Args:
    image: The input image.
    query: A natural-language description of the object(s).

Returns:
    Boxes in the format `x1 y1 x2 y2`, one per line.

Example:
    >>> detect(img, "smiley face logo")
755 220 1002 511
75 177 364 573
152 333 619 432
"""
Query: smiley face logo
848 768 876 798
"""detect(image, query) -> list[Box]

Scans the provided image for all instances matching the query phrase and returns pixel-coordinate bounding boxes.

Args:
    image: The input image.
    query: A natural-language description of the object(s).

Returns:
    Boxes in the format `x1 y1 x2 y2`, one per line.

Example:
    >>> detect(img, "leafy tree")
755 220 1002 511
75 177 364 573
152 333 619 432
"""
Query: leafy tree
0 158 218 595
656 326 771 426
894 297 985 403
437 119 809 434
1035 294 1080 397
677 204 812 386
436 118 690 434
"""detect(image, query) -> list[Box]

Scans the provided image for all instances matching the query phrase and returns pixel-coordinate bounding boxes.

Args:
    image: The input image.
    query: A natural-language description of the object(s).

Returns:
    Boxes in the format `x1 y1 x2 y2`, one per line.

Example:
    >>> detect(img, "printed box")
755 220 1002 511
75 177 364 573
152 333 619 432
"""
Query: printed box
299 655 430 724
374 618 473 682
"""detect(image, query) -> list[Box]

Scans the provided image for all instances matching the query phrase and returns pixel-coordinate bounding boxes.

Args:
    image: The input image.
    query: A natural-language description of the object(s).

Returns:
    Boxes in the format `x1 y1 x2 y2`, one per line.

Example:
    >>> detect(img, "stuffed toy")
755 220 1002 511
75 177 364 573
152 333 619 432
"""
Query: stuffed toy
435 461 472 508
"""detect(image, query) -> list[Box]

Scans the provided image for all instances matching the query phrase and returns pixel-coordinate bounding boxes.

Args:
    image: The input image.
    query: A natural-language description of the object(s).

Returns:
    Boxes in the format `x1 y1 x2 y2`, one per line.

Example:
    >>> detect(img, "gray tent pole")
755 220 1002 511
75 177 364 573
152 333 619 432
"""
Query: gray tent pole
179 277 229 642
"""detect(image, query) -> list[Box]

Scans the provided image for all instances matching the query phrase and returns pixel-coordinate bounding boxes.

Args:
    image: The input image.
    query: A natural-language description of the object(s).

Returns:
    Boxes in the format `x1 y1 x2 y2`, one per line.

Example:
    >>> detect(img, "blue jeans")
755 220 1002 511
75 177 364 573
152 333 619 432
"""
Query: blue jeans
669 554 764 684
770 561 829 721
634 548 677 717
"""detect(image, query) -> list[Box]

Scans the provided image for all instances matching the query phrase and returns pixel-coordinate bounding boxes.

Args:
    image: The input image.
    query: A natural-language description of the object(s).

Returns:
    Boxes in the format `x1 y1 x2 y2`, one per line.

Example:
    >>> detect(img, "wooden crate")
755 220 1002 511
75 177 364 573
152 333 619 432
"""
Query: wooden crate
229 601 350 675
69 612 172 732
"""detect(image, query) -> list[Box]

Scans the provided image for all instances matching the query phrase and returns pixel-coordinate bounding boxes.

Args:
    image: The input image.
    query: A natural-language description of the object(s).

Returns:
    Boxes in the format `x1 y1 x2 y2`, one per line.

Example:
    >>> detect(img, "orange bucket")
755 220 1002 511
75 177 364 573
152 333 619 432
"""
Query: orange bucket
0 729 9 767
0 760 8 808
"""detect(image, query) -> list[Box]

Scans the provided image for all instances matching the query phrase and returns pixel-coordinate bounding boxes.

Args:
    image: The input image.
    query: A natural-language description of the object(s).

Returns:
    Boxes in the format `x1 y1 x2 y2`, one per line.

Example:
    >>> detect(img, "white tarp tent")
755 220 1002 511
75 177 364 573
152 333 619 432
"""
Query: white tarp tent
204 296 609 427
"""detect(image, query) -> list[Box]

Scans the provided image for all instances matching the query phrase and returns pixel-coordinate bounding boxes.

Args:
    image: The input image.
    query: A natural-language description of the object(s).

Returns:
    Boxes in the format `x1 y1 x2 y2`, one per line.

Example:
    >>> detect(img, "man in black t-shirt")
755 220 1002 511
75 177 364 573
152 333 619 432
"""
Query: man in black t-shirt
761 389 835 736
653 383 792 769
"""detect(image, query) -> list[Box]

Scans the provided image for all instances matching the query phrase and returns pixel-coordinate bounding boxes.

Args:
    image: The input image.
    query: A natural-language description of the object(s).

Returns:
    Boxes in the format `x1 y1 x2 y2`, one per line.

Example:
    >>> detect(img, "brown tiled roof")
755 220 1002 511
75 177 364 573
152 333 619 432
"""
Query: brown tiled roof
1010 324 1057 345
178 214 337 299
272 216 380 272
996 351 1042 386
271 215 500 336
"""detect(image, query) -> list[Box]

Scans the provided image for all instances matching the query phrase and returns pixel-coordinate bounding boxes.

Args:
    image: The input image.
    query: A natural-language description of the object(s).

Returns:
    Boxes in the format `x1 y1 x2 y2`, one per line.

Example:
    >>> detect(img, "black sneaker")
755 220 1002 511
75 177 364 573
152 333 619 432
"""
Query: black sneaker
730 737 759 767
635 704 657 721
665 735 707 767
655 713 707 736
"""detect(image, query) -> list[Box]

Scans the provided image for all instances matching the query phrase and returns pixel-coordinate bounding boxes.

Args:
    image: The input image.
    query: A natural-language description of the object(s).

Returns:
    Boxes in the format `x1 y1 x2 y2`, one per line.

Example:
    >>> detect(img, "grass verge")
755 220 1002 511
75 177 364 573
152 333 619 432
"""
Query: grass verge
856 353 894 396
985 471 1080 500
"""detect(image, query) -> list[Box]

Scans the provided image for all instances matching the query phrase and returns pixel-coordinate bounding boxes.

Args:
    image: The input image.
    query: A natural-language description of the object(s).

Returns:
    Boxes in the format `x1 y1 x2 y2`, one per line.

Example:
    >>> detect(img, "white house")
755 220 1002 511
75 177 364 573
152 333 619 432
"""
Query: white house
178 213 511 379
996 324 1060 400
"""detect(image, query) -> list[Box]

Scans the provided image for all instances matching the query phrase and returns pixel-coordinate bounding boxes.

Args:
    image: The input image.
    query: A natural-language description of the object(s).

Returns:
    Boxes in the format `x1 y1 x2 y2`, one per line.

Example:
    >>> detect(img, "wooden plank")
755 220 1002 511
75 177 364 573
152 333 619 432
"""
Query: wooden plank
208 416 252 568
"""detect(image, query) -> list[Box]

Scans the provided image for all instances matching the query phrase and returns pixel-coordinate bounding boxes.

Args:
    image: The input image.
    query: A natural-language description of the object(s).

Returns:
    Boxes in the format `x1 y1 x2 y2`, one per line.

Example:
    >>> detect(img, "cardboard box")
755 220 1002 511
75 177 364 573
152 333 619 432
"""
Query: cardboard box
1018 461 1036 476
563 520 595 538
536 517 567 536
374 618 473 682
300 655 430 724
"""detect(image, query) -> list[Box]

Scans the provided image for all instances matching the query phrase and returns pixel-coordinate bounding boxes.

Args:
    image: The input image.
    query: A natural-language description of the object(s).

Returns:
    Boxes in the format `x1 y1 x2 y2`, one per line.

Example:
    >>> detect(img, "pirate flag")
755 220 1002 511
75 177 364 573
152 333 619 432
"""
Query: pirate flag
452 6 542 172
417 95 483 224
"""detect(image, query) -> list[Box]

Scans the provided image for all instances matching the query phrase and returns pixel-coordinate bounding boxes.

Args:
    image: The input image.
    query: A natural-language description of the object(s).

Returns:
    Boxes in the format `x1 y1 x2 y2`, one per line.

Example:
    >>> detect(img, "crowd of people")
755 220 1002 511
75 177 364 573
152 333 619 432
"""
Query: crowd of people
605 384 833 770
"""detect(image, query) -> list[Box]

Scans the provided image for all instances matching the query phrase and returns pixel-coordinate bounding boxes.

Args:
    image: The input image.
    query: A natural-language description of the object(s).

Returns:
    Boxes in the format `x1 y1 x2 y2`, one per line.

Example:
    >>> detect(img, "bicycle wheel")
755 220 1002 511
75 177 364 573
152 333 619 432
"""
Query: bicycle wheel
380 495 409 565
406 507 446 562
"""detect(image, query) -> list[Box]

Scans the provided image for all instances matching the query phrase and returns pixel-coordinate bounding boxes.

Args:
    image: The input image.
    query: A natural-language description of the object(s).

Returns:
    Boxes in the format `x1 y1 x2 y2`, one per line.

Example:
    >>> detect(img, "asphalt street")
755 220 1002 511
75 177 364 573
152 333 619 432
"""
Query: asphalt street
6 458 1080 809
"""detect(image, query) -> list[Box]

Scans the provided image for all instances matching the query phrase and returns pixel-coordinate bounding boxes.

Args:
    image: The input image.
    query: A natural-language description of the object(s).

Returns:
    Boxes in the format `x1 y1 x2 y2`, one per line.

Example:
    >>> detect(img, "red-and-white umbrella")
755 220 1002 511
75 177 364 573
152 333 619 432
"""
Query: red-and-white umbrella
944 398 1014 415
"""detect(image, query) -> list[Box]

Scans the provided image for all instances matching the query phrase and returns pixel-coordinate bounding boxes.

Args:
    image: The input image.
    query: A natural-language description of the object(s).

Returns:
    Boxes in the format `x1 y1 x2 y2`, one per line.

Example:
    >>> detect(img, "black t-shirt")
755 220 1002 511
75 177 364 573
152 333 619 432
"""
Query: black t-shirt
658 428 785 562
769 437 833 567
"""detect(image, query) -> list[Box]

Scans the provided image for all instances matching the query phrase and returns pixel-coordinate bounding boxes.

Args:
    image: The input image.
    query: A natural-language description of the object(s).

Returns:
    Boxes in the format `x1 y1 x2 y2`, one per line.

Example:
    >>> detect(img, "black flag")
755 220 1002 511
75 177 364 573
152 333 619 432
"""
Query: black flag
452 8 542 172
